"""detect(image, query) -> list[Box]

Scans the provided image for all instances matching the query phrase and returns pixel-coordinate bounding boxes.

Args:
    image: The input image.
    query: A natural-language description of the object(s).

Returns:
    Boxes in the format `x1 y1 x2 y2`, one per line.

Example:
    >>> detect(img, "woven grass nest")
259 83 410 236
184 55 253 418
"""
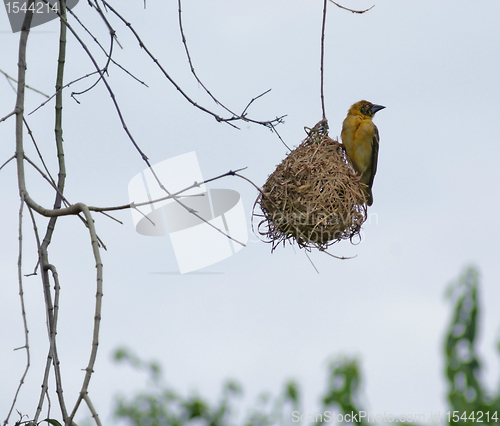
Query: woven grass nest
255 120 368 252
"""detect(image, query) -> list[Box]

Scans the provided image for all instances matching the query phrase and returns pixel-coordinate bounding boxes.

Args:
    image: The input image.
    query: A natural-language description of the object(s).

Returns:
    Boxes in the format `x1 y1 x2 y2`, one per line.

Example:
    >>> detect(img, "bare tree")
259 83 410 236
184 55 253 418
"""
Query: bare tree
0 0 372 424
1 1 285 424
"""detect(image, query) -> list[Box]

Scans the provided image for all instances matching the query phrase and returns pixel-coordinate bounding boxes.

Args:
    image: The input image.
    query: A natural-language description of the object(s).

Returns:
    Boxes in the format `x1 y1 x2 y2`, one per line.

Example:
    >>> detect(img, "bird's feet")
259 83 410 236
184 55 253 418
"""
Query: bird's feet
353 172 364 182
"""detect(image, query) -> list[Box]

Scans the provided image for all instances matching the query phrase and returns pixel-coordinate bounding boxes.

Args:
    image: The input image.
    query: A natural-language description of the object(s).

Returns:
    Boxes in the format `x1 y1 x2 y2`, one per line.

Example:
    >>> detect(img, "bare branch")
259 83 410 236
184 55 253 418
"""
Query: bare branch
67 4 147 89
6 0 292 423
90 167 248 213
27 206 67 425
321 0 327 120
23 118 57 188
70 34 114 99
329 0 375 14
28 70 99 115
0 110 16 123
46 388 52 421
39 0 152 165
102 0 285 130
23 155 109 249
2 197 31 426
33 342 54 422
19 163 246 249
83 394 102 426
0 68 50 98
33 1 251 249
68 204 103 425
0 155 15 173
15 2 35 197
318 247 355 260
15 5 72 423
18 162 250 254
178 0 268 125
240 89 271 117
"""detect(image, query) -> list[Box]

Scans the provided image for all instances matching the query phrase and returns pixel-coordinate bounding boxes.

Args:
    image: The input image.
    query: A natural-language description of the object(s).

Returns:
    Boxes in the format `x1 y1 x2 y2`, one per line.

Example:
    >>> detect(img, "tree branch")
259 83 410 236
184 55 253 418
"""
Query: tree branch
329 0 375 14
2 197 31 426
68 204 103 425
102 0 285 130
1 68 50 98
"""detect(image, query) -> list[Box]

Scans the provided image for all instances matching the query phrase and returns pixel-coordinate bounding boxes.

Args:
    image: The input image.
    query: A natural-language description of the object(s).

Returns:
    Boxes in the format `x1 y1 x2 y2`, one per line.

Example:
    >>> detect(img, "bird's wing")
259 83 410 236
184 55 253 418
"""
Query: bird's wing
367 125 380 190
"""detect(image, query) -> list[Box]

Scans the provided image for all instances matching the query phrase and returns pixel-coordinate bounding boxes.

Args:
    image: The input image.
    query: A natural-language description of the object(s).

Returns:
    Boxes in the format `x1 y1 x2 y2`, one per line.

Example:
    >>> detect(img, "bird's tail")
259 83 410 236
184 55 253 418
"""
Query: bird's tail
366 187 373 206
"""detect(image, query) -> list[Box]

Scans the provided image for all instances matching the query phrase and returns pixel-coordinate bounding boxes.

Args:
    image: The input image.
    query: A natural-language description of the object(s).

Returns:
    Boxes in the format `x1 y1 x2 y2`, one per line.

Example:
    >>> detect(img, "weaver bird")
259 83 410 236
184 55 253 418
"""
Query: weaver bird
341 100 385 206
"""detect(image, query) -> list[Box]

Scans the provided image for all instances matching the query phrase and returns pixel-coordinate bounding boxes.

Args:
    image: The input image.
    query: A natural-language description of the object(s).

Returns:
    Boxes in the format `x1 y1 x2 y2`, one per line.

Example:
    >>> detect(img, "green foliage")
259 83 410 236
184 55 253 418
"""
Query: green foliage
444 266 500 424
322 357 363 423
42 420 63 426
114 348 244 426
113 348 365 426
114 266 500 426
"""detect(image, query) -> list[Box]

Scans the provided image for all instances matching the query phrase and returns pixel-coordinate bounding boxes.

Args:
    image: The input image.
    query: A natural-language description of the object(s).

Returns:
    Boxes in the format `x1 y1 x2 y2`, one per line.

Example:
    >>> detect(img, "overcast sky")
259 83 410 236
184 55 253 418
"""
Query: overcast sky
2 0 500 424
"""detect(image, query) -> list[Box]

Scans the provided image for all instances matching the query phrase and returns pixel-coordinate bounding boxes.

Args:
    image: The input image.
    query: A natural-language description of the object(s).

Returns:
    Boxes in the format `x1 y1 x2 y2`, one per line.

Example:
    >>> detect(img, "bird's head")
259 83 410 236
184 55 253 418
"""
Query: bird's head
348 100 385 118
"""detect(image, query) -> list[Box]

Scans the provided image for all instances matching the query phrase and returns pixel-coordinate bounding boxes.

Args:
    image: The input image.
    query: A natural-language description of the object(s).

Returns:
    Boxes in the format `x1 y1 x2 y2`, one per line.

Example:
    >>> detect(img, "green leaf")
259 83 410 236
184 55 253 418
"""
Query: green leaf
42 419 63 426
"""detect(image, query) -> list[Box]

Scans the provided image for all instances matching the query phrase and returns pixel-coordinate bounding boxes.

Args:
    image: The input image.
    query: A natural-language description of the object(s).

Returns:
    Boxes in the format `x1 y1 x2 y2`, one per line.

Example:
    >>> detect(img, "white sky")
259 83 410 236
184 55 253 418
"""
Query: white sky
2 0 500 424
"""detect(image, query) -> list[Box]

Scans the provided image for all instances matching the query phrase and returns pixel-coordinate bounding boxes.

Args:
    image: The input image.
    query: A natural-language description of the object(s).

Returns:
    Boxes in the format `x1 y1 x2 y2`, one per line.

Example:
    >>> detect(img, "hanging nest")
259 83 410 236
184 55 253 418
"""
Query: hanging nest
254 120 367 252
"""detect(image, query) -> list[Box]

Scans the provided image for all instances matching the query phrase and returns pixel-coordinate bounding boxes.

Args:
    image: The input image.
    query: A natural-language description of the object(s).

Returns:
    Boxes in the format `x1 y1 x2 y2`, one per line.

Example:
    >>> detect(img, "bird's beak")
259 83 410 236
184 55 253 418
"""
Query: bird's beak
371 104 386 114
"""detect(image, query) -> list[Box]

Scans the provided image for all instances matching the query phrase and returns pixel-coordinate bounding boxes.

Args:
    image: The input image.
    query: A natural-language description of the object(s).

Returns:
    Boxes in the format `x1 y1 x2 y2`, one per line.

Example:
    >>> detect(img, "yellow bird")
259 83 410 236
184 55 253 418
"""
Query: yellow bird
341 100 385 206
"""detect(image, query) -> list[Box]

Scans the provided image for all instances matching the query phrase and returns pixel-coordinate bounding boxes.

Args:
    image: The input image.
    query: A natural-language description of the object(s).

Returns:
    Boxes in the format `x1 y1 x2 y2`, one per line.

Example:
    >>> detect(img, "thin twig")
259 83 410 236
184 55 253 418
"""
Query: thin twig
0 68 50 97
0 155 15 173
46 388 52 421
29 70 100 115
33 344 54 422
329 0 375 14
87 0 118 43
178 0 275 129
66 4 147 88
240 89 271 117
320 0 327 121
102 0 285 130
0 109 16 123
69 11 115 101
40 0 150 163
234 172 266 195
70 34 114 99
23 118 57 188
89 167 248 213
73 0 141 79
2 197 31 426
34 356 52 423
268 122 291 152
304 250 320 274
319 247 355 260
